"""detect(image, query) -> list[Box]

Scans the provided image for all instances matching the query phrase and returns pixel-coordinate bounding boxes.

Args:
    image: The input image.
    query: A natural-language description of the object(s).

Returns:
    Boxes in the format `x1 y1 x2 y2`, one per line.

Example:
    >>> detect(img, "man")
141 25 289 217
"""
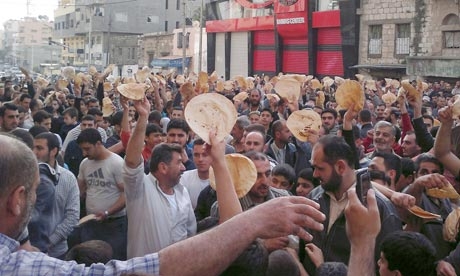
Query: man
77 128 127 260
166 118 196 170
378 231 437 276
368 152 402 191
180 138 212 209
373 103 385 121
304 135 401 275
401 131 422 158
230 116 250 153
242 88 263 115
123 98 196 258
358 109 373 139
18 93 31 112
0 134 325 275
384 107 400 126
62 111 108 154
320 108 339 136
265 120 295 166
367 121 398 158
64 115 98 177
0 102 20 132
33 110 52 131
171 106 184 119
259 108 273 136
33 132 79 258
404 153 454 260
22 98 44 129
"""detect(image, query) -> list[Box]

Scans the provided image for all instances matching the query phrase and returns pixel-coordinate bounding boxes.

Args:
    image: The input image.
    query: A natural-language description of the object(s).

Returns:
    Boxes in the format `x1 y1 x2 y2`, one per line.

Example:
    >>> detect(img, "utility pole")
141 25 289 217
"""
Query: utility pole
88 4 93 71
198 0 204 72
182 0 187 75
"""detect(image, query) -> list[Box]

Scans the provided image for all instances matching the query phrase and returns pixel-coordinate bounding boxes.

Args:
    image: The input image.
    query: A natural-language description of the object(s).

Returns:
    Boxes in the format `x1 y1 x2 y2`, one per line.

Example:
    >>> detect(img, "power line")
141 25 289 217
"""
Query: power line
60 0 138 7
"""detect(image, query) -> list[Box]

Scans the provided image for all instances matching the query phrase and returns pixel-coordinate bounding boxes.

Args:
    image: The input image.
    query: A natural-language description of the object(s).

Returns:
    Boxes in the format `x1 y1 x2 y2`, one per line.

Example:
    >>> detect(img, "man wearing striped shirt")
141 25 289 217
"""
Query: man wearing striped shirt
32 132 80 258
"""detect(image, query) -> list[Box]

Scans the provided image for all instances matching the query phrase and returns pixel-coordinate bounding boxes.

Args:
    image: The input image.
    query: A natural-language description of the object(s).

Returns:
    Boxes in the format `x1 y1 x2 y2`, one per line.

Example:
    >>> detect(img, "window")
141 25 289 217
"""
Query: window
118 47 123 56
177 32 190 48
165 21 168 32
368 25 382 57
166 0 168 9
395 23 410 55
177 0 180 10
444 31 460 48
176 21 180 29
131 47 136 59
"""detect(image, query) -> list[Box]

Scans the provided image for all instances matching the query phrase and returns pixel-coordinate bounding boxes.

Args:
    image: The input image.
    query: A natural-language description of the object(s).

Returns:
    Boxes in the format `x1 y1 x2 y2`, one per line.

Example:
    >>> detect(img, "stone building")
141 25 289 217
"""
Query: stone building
357 0 460 80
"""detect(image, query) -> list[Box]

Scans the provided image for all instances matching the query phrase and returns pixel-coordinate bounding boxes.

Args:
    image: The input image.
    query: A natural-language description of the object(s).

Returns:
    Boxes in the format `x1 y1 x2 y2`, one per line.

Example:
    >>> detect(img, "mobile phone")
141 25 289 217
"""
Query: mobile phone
356 168 372 206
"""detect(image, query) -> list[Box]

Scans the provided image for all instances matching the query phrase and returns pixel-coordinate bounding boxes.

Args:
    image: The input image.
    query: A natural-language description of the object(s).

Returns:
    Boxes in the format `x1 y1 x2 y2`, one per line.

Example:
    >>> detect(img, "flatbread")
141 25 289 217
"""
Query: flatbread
381 92 397 105
117 83 149 100
184 93 237 144
274 79 301 104
57 79 69 89
135 66 151 83
408 205 441 220
286 109 322 142
426 183 460 199
103 64 116 76
88 66 98 76
310 79 323 90
400 80 420 98
265 93 280 102
176 74 185 85
334 76 345 86
209 71 219 83
452 95 460 119
215 80 224 92
102 97 114 117
209 153 257 198
323 77 334 88
103 82 112 92
78 214 97 226
234 75 247 91
61 66 75 80
223 80 234 91
335 80 365 112
233 92 248 102
36 77 49 88
443 207 460 242
19 67 30 78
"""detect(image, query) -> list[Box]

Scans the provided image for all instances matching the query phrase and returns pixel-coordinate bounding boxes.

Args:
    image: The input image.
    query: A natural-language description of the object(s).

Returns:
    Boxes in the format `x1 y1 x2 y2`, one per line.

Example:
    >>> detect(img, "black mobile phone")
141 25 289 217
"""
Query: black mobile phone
356 168 372 206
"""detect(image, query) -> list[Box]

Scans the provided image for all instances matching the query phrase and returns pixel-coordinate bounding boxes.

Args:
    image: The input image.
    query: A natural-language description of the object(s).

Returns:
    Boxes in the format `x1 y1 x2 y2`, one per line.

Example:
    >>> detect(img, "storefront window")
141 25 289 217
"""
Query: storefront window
317 0 339 11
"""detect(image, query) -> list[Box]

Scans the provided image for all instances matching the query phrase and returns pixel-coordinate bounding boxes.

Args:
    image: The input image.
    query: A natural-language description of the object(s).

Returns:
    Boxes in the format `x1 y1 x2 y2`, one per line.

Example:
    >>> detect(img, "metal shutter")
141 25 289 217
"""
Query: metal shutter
252 30 276 75
215 33 226 78
316 27 344 76
282 37 309 74
230 32 249 78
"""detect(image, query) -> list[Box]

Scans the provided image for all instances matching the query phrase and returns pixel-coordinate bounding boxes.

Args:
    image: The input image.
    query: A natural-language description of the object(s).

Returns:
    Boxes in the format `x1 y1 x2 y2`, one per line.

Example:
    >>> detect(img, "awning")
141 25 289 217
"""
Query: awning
151 56 192 68
350 64 406 70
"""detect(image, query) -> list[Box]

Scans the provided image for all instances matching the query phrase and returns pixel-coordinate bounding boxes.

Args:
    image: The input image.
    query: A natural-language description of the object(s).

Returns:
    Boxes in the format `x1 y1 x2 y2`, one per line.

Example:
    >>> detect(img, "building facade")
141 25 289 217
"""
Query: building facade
53 0 202 70
3 18 61 71
357 0 460 79
205 0 360 79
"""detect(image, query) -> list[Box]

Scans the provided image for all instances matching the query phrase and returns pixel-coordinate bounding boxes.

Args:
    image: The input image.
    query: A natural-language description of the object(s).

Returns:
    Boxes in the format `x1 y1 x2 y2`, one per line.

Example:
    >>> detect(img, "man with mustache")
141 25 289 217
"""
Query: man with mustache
302 135 402 275
123 97 196 258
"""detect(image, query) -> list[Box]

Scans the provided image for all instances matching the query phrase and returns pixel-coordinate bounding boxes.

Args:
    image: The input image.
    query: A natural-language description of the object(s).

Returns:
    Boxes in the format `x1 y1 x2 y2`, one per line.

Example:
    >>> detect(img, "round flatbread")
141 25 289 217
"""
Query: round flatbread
400 80 420 99
135 66 151 83
310 79 323 90
286 109 322 142
78 214 97 226
61 66 75 80
117 83 149 100
209 153 257 198
381 92 397 105
335 80 365 112
408 205 441 220
102 97 114 117
233 92 248 102
452 95 460 119
443 207 460 242
184 93 237 144
426 183 460 199
274 79 301 104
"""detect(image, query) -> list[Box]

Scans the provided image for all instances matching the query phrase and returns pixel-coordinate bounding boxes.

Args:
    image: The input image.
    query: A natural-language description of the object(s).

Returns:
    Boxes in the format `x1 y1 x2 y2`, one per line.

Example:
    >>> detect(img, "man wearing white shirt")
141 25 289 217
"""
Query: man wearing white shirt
180 138 212 209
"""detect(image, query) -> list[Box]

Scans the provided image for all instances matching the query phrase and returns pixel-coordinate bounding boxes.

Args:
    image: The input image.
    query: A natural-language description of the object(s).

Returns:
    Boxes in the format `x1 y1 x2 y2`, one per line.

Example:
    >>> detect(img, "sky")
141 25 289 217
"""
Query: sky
1 0 58 28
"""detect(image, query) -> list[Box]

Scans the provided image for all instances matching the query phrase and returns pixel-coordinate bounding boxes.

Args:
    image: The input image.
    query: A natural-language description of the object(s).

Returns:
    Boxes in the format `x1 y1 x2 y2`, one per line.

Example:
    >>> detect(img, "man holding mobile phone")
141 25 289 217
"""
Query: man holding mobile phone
302 135 402 275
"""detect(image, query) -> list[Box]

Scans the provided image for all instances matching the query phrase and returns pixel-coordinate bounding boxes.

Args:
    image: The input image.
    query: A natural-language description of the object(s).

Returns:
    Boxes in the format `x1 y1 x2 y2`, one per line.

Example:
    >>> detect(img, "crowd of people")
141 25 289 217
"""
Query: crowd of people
0 66 460 275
